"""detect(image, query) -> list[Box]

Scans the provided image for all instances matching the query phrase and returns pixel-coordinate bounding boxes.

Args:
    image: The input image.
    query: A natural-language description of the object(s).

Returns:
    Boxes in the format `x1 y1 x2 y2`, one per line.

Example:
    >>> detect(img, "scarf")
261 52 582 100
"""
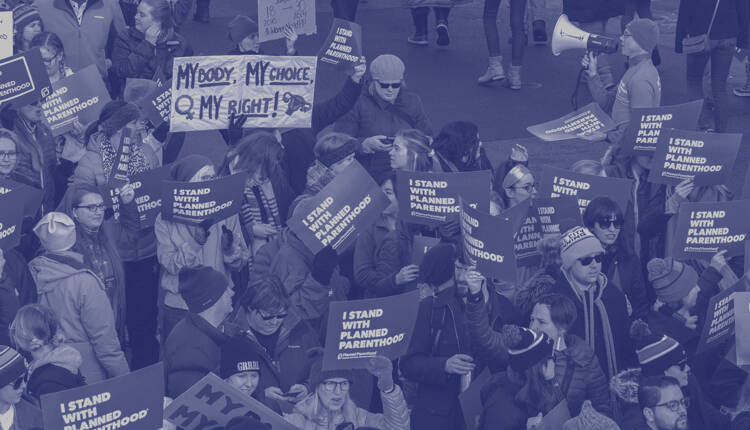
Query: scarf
96 132 149 183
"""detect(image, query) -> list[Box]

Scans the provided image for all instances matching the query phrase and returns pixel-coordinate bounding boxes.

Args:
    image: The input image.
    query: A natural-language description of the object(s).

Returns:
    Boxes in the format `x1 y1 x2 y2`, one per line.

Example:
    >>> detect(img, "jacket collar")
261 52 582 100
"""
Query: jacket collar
54 0 103 14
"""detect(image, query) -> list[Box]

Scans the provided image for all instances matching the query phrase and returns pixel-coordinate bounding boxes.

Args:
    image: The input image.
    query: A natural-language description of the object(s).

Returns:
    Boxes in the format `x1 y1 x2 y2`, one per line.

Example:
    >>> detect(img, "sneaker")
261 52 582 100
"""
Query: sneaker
408 34 428 46
532 20 547 45
436 23 450 46
734 83 750 97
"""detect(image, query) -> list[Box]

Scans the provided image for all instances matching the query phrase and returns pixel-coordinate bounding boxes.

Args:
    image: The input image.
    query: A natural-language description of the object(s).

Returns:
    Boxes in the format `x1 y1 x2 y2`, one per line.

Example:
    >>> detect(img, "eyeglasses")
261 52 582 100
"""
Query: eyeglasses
513 182 538 193
0 151 17 159
578 253 604 266
595 218 624 229
42 53 59 65
654 397 690 413
377 81 402 89
75 203 106 213
257 310 288 321
11 373 26 390
321 380 350 392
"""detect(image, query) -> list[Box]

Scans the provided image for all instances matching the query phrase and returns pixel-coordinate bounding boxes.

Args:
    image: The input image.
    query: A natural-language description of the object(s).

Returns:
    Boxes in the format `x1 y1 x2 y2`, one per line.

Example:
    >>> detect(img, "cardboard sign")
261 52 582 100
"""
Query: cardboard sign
0 48 52 106
460 198 517 283
411 235 441 266
622 100 703 154
538 165 633 215
138 79 171 127
322 290 420 370
40 65 111 136
647 128 741 186
318 19 362 70
0 177 43 217
672 200 750 260
734 293 750 366
696 283 743 353
0 12 12 60
526 103 616 142
258 0 317 43
458 369 491 430
170 55 317 132
396 170 491 226
131 165 172 228
165 373 296 430
0 189 24 250
288 161 388 254
41 362 164 430
161 173 247 226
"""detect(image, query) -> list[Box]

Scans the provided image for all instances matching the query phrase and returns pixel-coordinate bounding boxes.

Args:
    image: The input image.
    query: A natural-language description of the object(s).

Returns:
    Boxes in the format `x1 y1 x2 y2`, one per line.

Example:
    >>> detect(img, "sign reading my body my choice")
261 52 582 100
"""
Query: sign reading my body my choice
0 48 52 106
396 170 491 226
622 99 703 154
41 64 111 136
672 200 750 260
170 55 317 132
161 173 246 226
288 161 388 254
538 165 634 215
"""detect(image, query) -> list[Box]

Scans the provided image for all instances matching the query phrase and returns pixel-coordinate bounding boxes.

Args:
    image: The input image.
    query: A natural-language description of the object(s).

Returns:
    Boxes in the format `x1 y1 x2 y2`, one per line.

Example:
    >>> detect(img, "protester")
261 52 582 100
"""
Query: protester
284 352 410 430
12 4 42 54
220 335 263 400
499 164 537 210
405 0 463 47
0 247 33 321
636 376 690 430
163 265 234 398
0 345 43 429
30 32 73 83
9 304 85 405
29 212 129 383
154 154 248 340
388 128 442 172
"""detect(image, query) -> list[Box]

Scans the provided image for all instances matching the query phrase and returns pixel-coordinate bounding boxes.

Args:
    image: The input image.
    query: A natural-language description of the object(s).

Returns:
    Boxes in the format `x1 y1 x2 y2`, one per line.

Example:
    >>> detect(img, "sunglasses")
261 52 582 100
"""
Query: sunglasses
11 374 26 390
596 218 624 229
578 253 604 266
257 310 288 321
377 81 402 89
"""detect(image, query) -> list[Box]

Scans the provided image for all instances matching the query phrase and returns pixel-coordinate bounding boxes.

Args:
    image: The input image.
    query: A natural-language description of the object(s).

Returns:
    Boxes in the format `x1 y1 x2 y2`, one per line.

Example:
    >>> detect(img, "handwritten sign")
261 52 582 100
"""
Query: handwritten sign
318 18 362 69
161 173 247 225
41 65 111 136
672 200 750 260
258 0 317 43
622 100 703 154
0 12 11 60
0 48 52 106
526 103 616 142
170 55 316 132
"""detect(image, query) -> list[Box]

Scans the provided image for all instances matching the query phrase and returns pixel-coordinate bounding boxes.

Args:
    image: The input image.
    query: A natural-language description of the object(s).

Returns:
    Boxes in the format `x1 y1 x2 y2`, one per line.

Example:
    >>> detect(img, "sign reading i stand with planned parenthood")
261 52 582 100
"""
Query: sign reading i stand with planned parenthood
538 166 633 214
161 173 247 225
170 55 316 132
622 100 703 154
672 200 750 260
526 103 616 142
0 48 51 106
41 65 111 136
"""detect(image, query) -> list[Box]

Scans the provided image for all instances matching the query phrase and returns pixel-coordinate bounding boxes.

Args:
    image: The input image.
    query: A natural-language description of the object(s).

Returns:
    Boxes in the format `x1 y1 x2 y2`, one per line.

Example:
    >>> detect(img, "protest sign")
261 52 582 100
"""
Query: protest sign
161 173 246 225
131 165 172 228
41 362 164 430
460 198 517 282
0 12 11 60
538 165 633 215
137 79 171 127
503 202 542 267
526 103 616 142
411 234 441 266
258 0 316 42
0 177 43 217
0 48 52 106
533 196 582 236
170 55 317 132
396 170 491 226
318 19 362 70
734 293 750 366
41 65 110 136
322 290 420 370
0 189 24 251
672 200 750 260
647 128 741 186
109 127 134 189
622 100 703 154
166 373 296 430
289 161 388 254
459 369 491 430
696 282 743 353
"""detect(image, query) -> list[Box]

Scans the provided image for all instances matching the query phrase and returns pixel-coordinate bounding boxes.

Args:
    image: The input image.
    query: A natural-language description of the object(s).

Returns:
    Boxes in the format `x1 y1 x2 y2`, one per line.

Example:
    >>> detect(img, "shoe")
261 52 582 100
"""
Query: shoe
651 48 661 66
532 20 547 45
508 65 522 90
478 56 505 84
734 83 750 97
408 34 428 46
193 0 210 23
436 23 450 46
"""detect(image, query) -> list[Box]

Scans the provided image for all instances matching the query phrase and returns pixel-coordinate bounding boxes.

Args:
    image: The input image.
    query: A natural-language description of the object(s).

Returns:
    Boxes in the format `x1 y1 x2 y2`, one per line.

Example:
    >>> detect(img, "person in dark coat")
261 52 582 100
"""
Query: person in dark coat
583 196 650 320
0 248 35 306
551 226 637 380
432 121 494 174
400 244 481 430
163 266 234 398
0 345 44 430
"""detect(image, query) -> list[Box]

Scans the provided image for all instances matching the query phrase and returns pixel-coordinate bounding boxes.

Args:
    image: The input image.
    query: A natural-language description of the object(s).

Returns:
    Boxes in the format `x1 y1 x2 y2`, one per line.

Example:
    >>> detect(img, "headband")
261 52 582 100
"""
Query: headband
318 140 358 167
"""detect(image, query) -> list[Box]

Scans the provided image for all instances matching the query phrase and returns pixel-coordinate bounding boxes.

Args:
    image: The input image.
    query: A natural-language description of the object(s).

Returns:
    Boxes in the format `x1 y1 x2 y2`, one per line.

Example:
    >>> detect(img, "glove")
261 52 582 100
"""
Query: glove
311 245 338 285
226 113 247 145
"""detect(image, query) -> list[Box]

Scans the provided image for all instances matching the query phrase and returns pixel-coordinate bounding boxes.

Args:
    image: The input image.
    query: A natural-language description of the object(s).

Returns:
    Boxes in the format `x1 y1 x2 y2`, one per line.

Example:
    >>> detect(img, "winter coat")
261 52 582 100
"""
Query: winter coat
478 373 527 430
601 245 650 320
353 218 393 298
0 248 35 305
111 27 193 83
562 0 625 23
400 286 481 430
0 251 21 347
675 0 749 52
11 117 57 215
28 251 129 383
284 385 410 430
35 0 127 76
154 213 248 310
26 344 85 404
164 312 227 398
6 399 43 430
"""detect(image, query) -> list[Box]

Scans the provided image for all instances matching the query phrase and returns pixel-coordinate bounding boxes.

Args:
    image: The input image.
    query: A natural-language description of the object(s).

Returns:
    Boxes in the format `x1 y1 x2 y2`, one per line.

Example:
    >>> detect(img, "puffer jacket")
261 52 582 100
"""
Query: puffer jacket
28 251 129 383
111 27 193 84
26 344 85 404
283 385 410 430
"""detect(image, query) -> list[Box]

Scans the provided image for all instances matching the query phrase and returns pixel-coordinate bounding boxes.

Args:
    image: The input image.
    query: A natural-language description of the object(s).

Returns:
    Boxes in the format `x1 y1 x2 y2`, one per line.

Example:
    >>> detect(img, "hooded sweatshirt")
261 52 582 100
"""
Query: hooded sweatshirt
27 344 85 403
28 251 129 383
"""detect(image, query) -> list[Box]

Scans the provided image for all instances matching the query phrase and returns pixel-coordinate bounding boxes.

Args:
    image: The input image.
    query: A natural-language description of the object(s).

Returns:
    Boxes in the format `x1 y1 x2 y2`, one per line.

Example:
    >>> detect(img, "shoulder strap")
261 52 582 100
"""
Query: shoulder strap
42 253 89 272
560 356 576 395
707 0 721 38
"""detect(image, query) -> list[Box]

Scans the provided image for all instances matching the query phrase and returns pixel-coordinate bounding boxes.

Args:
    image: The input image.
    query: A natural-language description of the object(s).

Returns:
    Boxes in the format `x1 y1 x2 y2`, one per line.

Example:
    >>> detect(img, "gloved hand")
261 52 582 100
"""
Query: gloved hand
226 113 247 145
366 356 395 392
311 245 338 285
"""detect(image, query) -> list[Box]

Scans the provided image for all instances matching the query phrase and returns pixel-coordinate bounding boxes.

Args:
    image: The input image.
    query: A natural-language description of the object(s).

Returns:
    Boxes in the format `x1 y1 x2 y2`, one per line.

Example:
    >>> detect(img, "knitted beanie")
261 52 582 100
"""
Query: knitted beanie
563 400 621 430
419 243 456 287
33 212 76 253
502 164 532 189
559 226 605 269
228 15 258 45
369 54 405 82
0 345 26 388
646 257 697 303
501 325 554 373
12 4 40 35
170 154 213 182
307 348 354 388
631 320 686 376
220 336 262 379
178 266 228 314
626 18 660 53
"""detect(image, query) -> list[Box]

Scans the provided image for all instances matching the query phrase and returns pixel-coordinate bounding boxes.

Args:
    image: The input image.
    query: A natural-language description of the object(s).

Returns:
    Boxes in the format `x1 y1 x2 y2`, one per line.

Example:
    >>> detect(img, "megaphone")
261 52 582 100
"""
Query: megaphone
551 14 619 56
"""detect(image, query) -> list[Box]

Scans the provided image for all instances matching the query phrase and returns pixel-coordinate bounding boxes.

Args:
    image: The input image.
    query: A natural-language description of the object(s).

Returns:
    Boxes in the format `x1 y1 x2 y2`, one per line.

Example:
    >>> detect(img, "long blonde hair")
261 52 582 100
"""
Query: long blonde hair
395 128 442 173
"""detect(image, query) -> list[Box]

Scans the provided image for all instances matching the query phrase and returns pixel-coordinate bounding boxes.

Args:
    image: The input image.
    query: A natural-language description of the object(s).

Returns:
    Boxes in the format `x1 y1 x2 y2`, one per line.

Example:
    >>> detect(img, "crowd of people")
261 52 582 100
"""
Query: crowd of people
0 0 746 428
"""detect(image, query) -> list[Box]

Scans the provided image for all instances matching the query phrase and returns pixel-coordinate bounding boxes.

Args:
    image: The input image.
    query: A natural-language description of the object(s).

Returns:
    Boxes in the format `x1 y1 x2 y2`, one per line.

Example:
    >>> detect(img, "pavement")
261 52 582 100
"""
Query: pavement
177 0 750 193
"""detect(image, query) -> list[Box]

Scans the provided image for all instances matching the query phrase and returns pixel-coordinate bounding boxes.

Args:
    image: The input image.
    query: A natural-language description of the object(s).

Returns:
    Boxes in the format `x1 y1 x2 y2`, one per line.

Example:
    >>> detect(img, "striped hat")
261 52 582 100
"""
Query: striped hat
0 346 26 388
637 334 686 376
502 325 554 373
12 4 40 34
647 257 698 303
